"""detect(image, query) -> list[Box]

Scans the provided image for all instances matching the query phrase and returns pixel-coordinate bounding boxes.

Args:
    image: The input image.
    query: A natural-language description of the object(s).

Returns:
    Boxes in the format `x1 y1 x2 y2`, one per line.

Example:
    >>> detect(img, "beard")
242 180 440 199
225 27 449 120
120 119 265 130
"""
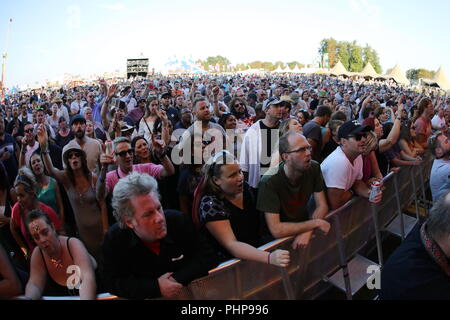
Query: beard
75 130 85 139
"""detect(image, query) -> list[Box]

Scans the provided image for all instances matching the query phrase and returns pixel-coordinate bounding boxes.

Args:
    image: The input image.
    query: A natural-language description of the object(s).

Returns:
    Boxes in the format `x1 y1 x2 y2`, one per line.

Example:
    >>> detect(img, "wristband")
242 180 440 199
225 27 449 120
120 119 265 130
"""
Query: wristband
41 150 49 155
267 252 272 264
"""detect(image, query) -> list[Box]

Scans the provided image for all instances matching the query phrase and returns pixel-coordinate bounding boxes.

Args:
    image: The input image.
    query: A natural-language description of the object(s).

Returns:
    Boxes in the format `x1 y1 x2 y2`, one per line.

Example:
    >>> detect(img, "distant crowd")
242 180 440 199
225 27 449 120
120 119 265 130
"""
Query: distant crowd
0 74 449 300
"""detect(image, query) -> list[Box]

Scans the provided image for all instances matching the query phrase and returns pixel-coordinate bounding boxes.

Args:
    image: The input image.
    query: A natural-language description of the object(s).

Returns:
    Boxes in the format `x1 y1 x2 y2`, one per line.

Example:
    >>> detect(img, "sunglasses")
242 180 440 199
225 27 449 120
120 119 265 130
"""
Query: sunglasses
115 149 133 157
347 133 368 141
68 151 82 159
234 103 244 108
24 129 34 133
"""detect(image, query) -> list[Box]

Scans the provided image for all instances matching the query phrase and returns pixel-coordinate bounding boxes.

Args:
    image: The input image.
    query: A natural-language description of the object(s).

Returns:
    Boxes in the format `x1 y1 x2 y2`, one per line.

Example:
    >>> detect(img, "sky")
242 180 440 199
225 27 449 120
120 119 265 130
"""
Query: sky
0 0 449 87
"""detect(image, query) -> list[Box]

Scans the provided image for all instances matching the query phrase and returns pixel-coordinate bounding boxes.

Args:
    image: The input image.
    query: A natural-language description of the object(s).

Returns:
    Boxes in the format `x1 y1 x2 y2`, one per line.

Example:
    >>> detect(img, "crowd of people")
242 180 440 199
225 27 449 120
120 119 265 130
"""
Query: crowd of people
0 73 449 300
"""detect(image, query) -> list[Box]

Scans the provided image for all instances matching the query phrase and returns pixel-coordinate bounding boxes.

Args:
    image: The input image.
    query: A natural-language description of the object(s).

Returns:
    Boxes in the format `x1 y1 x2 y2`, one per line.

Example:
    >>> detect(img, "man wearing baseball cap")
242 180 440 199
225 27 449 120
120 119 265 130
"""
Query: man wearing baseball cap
240 97 284 191
320 120 383 209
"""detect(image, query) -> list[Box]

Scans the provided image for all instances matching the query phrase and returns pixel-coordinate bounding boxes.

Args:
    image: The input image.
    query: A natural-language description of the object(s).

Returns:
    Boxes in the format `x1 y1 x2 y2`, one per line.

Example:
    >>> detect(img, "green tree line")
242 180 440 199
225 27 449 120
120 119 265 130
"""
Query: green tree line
405 69 436 80
196 56 305 72
318 38 382 74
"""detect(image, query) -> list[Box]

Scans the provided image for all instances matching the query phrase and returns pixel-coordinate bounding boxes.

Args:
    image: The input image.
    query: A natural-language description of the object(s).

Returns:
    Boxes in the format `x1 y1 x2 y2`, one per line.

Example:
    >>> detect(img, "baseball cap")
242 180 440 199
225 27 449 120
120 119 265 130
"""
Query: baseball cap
262 97 283 111
160 92 171 99
70 114 86 126
338 120 372 139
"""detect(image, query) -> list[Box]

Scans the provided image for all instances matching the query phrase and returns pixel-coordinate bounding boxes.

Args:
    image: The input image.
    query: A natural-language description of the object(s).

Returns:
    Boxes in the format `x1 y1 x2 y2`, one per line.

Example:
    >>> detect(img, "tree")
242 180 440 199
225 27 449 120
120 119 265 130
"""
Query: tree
406 69 435 80
349 41 364 72
337 42 351 71
319 38 382 72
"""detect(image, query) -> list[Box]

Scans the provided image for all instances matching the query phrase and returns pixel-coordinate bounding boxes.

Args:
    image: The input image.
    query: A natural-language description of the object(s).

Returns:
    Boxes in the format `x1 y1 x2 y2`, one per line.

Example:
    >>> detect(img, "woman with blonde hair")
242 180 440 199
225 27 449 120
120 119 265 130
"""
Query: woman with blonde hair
196 150 290 267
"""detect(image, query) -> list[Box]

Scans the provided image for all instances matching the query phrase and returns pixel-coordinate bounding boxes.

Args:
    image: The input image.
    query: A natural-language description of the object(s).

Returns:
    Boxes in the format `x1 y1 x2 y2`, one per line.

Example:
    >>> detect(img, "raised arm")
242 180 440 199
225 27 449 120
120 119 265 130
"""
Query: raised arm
379 102 404 153
101 84 118 132
36 124 66 184
152 139 175 177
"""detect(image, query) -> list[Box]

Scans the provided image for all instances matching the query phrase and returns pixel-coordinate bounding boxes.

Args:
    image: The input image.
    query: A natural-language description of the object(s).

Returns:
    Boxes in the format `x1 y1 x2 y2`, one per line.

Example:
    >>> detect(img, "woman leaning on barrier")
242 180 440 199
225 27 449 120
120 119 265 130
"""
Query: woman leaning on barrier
18 209 97 300
195 150 290 267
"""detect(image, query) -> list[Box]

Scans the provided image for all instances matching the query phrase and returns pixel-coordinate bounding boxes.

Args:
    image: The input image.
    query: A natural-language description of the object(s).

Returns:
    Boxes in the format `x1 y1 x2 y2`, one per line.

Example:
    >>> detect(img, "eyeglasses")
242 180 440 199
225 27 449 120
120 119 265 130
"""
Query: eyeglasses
24 129 34 133
347 133 368 141
234 103 244 108
284 145 312 154
68 151 82 159
115 149 133 157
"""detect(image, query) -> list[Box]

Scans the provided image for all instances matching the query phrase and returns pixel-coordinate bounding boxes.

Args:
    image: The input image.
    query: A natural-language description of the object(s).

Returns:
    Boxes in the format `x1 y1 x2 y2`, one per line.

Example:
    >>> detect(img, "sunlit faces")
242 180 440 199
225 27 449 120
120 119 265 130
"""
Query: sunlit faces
67 150 83 170
283 134 313 171
134 138 150 160
223 114 237 130
288 119 302 133
30 153 44 176
194 100 211 121
85 121 94 137
343 133 367 154
126 192 167 242
374 118 384 138
115 141 134 171
213 163 244 196
265 103 283 120
148 100 159 115
84 108 93 121
71 121 86 139
28 217 58 253
15 184 34 210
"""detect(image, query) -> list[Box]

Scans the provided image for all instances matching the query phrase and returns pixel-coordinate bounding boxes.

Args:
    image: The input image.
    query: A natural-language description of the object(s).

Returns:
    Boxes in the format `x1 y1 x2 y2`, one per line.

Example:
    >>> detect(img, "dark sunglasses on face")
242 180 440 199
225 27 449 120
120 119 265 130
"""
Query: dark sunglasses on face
234 103 244 108
116 149 133 157
68 151 82 159
348 133 367 141
24 129 34 133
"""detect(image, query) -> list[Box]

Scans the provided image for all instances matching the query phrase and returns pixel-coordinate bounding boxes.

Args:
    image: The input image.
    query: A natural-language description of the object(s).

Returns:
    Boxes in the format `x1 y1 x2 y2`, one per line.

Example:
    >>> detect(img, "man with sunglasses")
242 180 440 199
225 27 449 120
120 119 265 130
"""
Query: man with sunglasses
257 132 330 249
97 136 175 199
321 120 383 210
429 132 450 201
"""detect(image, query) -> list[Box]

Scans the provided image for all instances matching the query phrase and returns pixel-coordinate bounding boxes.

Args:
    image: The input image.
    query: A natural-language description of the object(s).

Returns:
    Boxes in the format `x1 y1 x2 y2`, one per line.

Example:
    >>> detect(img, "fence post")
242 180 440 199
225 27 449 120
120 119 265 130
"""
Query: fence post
370 202 384 266
333 215 353 300
393 173 406 240
410 166 420 220
280 267 295 300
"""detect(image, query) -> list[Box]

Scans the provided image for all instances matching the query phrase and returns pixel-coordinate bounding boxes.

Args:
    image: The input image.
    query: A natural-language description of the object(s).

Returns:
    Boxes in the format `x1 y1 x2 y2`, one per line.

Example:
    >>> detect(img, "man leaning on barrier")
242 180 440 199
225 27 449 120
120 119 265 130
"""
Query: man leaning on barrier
380 191 450 300
320 120 383 210
100 172 218 299
256 132 330 249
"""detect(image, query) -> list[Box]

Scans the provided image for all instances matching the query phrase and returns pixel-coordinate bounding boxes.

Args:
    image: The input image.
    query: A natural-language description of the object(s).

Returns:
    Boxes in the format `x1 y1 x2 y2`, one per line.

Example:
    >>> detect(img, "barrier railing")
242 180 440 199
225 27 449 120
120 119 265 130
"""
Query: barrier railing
42 154 434 300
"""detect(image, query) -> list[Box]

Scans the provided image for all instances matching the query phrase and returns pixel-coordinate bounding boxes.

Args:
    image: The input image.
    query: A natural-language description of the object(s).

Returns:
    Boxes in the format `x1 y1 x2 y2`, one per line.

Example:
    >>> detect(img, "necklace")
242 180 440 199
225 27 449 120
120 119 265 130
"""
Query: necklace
50 257 63 269
49 240 63 269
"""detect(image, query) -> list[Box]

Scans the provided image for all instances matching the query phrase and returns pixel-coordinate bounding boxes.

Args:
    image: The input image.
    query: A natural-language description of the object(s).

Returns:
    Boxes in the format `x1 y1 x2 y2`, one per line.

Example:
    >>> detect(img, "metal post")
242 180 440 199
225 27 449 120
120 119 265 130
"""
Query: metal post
333 215 353 300
280 267 295 300
370 203 384 266
418 168 429 217
410 166 420 220
393 173 405 240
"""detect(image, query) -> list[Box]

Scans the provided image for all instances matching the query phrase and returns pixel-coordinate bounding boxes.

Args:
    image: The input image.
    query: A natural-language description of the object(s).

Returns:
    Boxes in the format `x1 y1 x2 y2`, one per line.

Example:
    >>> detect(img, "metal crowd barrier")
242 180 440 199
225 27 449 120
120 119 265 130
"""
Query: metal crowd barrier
42 155 434 300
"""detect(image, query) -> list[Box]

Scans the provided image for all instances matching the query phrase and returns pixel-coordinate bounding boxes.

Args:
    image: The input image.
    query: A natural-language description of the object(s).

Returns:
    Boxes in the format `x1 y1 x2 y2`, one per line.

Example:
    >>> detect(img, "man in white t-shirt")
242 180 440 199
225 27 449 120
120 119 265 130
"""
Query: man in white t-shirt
321 120 383 210
431 106 446 131
428 132 450 201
